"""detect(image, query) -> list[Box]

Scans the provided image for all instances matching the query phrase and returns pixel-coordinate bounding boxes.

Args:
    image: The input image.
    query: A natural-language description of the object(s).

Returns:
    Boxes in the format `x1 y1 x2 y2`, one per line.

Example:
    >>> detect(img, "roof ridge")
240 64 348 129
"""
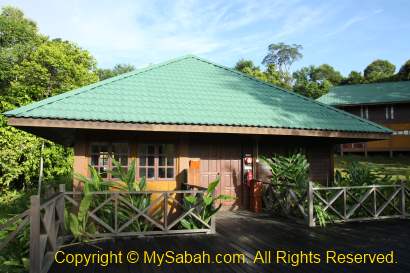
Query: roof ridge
4 55 193 116
188 55 391 132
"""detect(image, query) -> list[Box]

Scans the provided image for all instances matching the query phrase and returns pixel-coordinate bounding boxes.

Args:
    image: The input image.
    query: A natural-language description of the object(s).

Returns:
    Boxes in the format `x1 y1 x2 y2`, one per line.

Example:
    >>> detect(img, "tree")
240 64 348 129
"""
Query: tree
363 59 396 82
262 43 303 73
342 71 364 85
0 6 46 94
0 7 99 191
397 59 410 80
262 43 302 87
97 64 135 80
234 59 257 73
311 64 343 85
234 59 291 90
292 64 341 99
7 39 98 106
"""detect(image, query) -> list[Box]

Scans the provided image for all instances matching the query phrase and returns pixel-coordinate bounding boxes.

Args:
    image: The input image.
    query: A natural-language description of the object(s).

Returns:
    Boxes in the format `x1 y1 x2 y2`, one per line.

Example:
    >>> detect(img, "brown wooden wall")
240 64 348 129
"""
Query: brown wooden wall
339 103 410 153
340 103 410 124
72 131 335 208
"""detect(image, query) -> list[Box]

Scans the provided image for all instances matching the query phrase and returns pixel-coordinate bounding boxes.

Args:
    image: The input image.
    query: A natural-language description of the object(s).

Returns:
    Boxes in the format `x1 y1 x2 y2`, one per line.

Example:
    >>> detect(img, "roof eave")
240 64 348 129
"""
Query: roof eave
6 117 391 140
327 100 410 107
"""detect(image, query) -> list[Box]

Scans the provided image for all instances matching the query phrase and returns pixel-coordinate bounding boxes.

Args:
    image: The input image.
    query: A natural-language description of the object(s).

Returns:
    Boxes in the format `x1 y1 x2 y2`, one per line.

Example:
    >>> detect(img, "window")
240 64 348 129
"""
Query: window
393 130 410 136
360 106 369 119
385 105 394 120
137 144 175 180
90 143 129 179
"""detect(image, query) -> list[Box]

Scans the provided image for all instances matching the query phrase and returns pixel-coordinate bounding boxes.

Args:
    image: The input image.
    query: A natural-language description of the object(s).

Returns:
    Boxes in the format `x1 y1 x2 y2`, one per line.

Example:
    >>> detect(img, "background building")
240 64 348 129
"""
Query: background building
318 81 410 157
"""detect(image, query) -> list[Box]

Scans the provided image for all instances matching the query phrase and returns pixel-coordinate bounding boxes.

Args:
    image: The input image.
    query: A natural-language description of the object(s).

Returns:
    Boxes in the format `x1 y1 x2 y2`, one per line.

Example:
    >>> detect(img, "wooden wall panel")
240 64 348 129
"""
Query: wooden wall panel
73 137 88 191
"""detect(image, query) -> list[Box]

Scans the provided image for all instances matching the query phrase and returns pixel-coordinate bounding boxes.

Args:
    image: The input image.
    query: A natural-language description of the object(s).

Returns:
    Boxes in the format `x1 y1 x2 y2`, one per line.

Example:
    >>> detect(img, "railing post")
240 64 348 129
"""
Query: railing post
30 195 41 273
343 187 347 220
114 192 118 233
210 190 216 234
308 181 315 227
164 192 168 231
58 184 65 234
210 215 216 234
373 186 377 219
402 181 406 218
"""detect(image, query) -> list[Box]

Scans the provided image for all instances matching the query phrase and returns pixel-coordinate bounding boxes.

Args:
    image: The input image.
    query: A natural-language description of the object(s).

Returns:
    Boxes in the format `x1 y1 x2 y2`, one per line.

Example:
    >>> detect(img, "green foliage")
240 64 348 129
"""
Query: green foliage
0 115 73 190
314 205 333 227
234 59 291 90
0 6 46 93
0 189 34 272
293 64 341 99
363 59 396 82
261 153 334 227
342 70 364 85
64 166 110 242
335 161 392 186
234 59 257 72
260 152 310 190
0 7 97 193
262 43 303 74
311 64 343 85
181 178 234 229
97 64 135 80
397 59 410 80
65 161 152 242
262 43 302 87
8 39 98 104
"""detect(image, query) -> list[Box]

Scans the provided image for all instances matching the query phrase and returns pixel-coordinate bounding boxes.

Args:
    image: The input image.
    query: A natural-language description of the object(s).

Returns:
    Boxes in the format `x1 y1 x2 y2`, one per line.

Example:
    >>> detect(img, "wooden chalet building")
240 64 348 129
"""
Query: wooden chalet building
317 81 410 157
4 55 391 209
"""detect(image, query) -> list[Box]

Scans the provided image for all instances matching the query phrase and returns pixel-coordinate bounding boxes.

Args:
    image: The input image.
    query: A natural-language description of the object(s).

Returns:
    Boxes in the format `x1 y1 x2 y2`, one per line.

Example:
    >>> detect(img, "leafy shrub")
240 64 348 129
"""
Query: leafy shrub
0 190 34 273
261 152 334 227
181 178 234 229
335 161 392 186
65 159 151 242
260 152 309 191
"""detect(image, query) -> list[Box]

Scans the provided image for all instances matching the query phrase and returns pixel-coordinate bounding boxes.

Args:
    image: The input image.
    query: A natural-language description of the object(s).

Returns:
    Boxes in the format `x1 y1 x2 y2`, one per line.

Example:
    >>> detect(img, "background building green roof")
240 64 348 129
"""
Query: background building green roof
4 55 389 134
317 81 410 106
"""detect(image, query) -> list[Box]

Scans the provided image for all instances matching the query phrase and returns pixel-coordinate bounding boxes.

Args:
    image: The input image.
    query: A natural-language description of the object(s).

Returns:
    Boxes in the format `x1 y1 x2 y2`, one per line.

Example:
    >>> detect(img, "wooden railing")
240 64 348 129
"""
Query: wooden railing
308 181 410 227
262 181 410 227
261 181 309 221
0 185 216 273
63 189 215 237
30 185 66 273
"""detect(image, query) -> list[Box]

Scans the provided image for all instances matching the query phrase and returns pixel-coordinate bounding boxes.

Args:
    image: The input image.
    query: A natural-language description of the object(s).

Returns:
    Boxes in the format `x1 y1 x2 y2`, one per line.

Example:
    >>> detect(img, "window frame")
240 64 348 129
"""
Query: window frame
385 105 395 120
137 143 176 181
89 142 130 180
360 106 369 119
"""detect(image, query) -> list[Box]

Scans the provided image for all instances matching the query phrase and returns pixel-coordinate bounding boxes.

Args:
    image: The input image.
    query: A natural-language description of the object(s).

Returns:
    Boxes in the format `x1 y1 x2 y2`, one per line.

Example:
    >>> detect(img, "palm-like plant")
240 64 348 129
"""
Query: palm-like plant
180 178 234 229
65 159 153 241
108 159 153 232
260 153 309 191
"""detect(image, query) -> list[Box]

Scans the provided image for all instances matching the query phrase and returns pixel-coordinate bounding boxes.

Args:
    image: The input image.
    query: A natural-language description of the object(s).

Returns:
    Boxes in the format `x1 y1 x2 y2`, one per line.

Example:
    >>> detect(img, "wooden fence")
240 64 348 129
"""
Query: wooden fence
0 185 215 273
308 181 410 227
262 181 410 227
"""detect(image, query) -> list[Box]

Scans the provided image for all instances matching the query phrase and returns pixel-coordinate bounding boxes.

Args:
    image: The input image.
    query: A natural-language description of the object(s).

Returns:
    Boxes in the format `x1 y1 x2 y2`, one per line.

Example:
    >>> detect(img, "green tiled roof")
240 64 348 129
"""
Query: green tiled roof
4 55 390 134
317 81 410 106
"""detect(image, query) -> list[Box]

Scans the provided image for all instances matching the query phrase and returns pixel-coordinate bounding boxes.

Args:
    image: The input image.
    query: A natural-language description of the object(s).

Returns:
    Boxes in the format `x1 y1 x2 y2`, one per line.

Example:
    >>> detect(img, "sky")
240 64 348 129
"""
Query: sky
1 0 409 75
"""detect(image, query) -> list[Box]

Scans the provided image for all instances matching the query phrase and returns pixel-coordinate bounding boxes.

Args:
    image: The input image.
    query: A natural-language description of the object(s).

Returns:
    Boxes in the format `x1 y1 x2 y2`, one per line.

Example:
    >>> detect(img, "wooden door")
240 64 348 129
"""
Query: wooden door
198 142 242 207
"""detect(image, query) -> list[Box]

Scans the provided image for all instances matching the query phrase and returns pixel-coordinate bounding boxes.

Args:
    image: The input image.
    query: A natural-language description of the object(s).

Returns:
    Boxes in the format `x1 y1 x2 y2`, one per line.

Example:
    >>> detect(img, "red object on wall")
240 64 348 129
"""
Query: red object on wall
246 170 253 186
250 180 263 213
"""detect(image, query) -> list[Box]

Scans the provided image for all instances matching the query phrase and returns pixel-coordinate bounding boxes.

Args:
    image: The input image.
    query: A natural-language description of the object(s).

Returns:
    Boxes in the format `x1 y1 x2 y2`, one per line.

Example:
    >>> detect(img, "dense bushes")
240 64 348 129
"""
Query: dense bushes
335 161 395 186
